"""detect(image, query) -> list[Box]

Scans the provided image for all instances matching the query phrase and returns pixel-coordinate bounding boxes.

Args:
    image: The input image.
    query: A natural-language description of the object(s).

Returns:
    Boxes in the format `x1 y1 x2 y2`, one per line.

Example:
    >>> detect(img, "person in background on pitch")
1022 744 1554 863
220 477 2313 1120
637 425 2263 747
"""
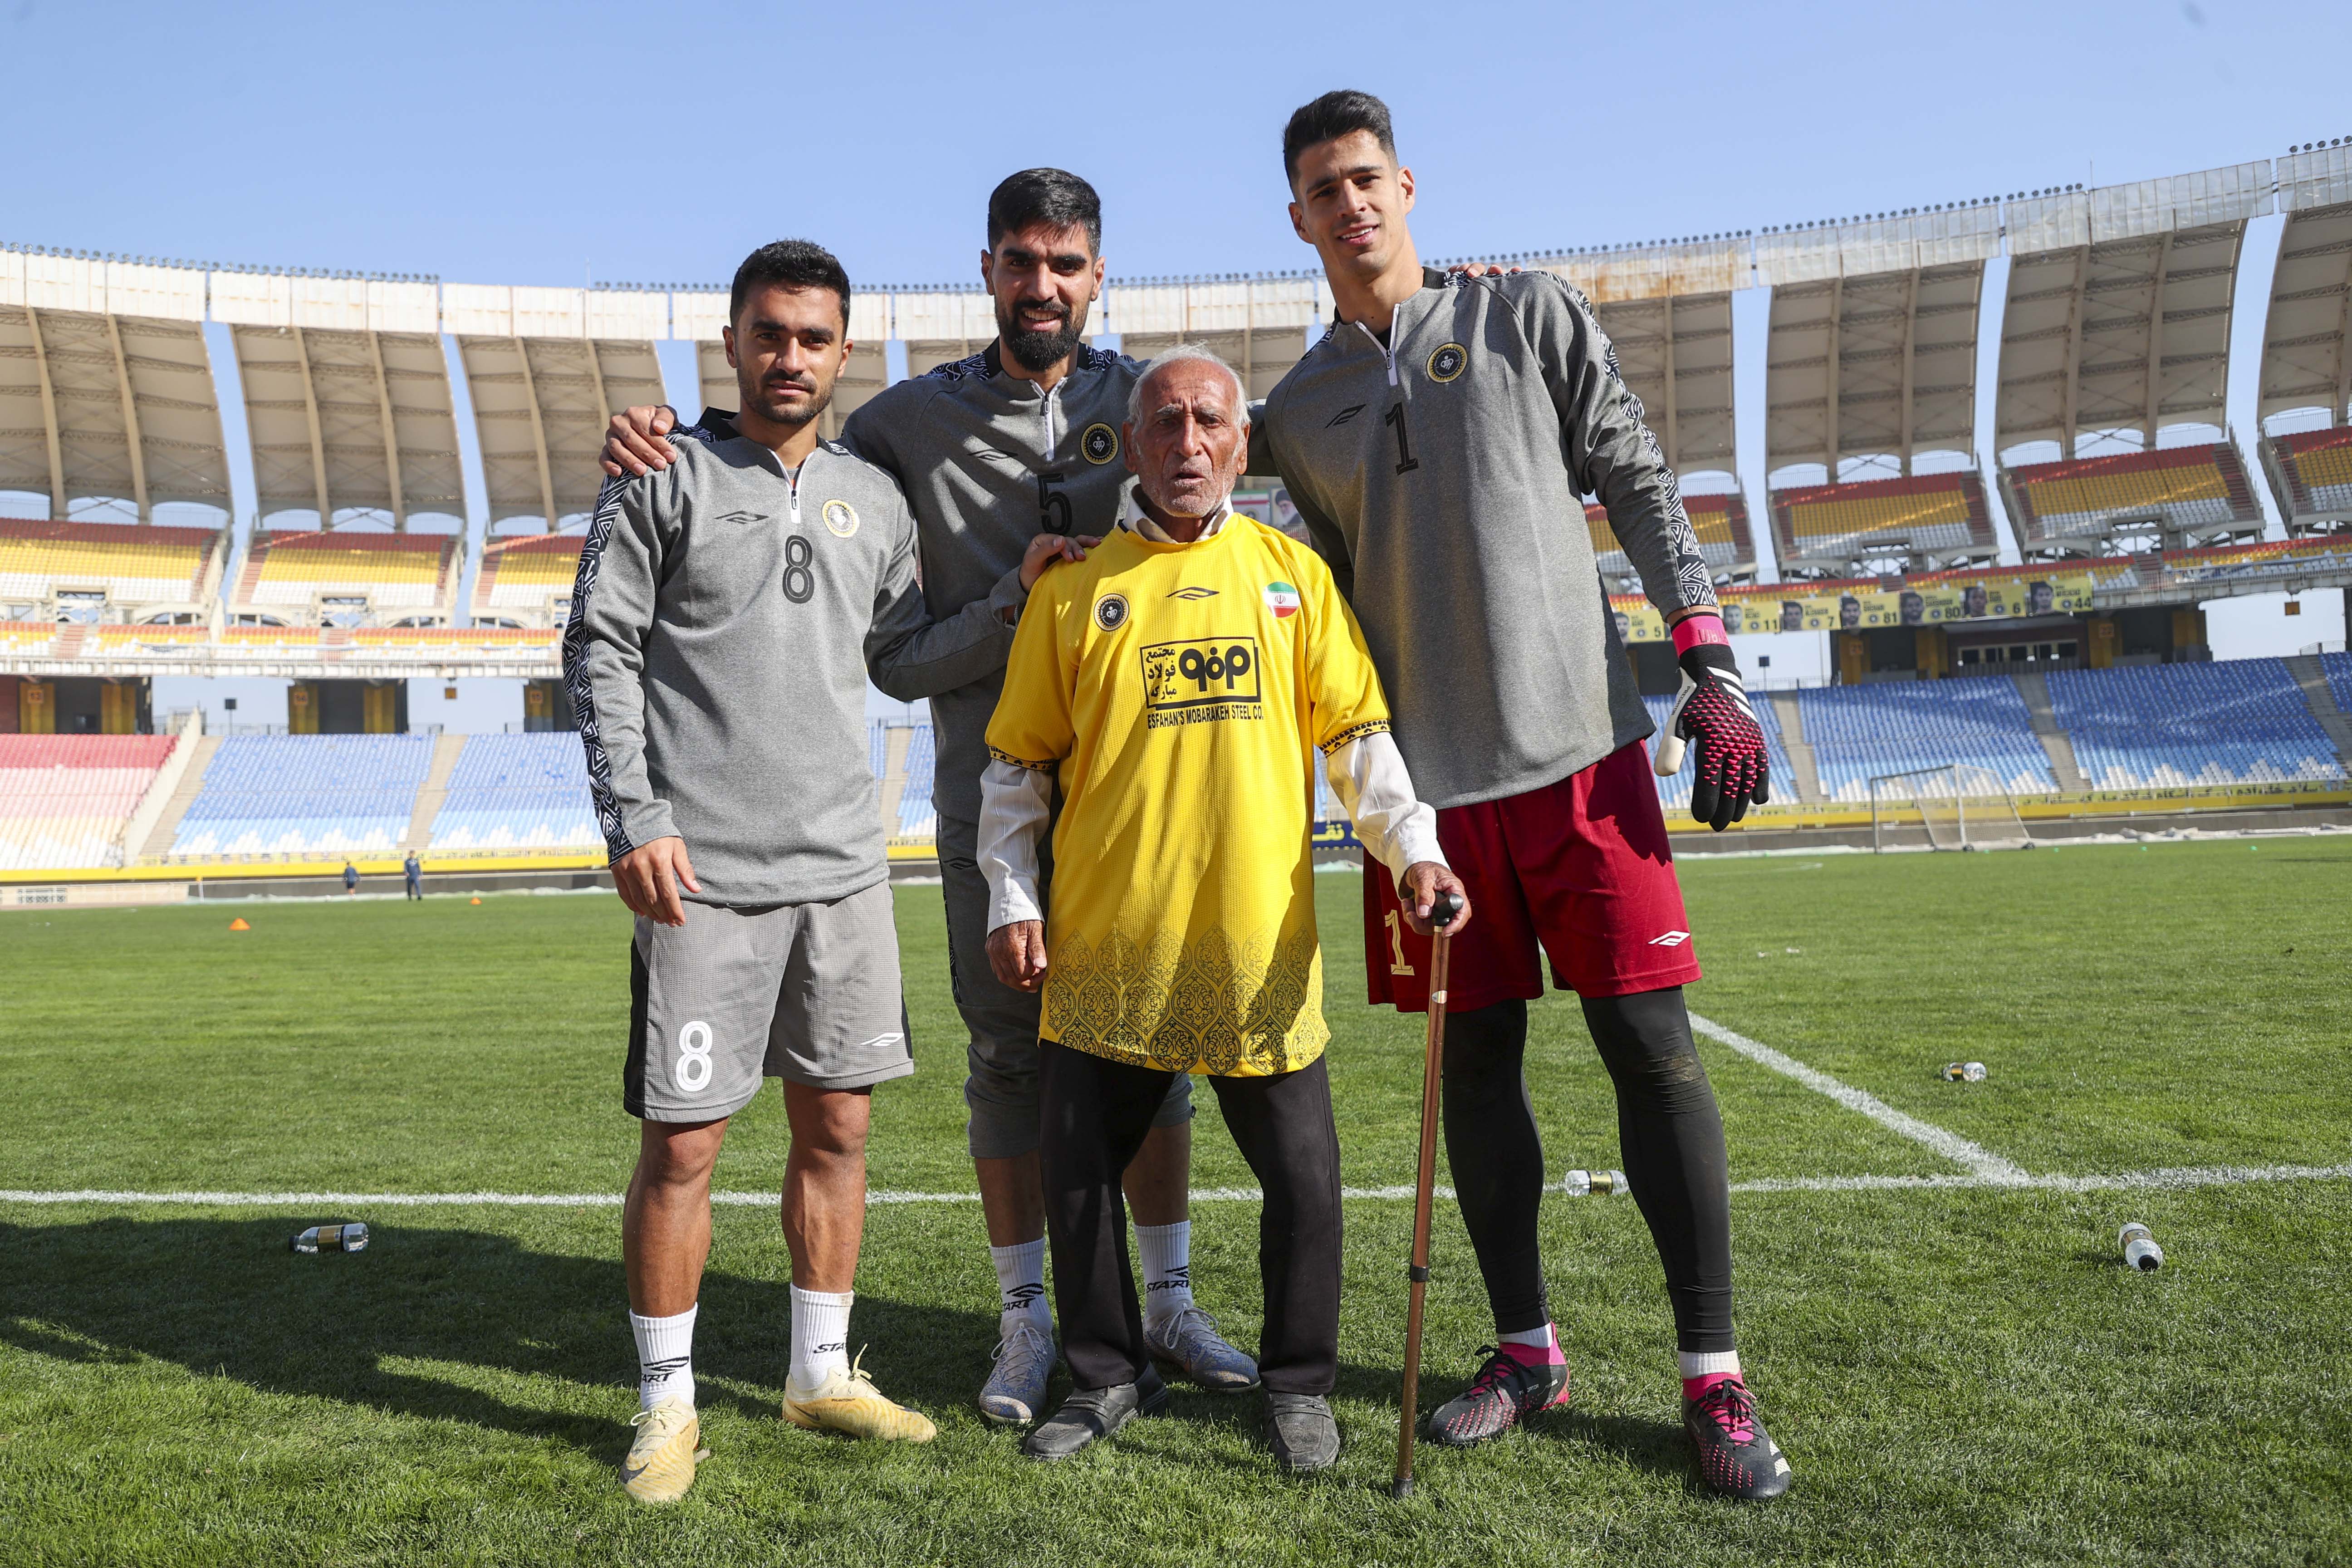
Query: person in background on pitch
566 238 1085 1504
403 851 422 901
980 346 1467 1470
1257 91 1788 1499
342 861 358 897
596 172 1257 1429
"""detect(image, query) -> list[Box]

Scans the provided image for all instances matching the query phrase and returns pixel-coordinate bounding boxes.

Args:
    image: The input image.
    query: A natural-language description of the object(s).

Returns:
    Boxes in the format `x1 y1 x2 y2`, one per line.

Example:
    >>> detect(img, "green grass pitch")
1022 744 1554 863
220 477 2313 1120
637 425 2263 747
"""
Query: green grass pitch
3 838 2348 1566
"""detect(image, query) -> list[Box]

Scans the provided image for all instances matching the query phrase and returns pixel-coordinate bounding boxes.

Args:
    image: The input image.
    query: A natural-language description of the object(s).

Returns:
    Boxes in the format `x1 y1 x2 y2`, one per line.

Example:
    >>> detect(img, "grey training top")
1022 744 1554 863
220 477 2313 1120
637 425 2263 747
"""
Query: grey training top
836 341 1144 826
564 417 1024 906
1260 268 1717 811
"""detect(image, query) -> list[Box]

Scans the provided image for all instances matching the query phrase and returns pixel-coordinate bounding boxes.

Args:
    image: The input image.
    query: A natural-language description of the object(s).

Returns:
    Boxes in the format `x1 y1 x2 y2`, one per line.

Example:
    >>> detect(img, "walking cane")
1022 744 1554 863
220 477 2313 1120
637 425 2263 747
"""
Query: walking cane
1392 888 1463 1499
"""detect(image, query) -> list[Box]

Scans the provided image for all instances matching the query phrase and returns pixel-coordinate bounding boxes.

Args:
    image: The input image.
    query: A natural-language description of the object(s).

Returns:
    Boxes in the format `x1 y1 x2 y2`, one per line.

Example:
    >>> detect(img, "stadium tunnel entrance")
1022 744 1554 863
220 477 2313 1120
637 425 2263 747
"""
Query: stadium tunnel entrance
289 680 408 735
0 675 151 734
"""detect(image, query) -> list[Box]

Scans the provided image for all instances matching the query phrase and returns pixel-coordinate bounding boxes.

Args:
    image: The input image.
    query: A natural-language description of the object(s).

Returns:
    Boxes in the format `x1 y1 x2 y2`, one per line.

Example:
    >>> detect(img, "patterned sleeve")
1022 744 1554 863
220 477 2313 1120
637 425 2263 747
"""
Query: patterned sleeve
1513 273 1718 623
983 569 1077 772
1294 542 1392 753
560 472 675 862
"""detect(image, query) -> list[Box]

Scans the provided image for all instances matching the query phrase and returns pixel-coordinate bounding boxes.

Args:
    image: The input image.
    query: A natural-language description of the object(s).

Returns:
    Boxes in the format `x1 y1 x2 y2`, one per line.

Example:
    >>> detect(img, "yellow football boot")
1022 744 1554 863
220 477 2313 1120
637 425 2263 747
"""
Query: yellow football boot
619 1396 707 1504
781 1349 937 1442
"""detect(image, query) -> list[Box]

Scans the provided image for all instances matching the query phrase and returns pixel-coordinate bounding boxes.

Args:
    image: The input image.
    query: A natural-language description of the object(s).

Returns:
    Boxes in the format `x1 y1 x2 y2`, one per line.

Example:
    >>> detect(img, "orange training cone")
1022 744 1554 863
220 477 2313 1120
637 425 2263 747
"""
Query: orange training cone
228 917 250 931
470 897 481 905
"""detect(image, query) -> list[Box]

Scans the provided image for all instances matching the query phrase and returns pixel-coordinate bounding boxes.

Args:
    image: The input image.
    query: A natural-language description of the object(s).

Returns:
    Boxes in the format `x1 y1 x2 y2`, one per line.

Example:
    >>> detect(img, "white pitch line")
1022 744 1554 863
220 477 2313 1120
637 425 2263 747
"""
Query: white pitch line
4 1164 2347 1209
1686 1011 2030 1181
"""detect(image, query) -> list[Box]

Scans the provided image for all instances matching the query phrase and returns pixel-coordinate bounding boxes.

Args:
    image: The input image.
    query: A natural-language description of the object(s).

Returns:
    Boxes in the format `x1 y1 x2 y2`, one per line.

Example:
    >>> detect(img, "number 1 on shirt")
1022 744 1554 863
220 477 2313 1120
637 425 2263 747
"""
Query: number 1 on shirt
1384 404 1420 476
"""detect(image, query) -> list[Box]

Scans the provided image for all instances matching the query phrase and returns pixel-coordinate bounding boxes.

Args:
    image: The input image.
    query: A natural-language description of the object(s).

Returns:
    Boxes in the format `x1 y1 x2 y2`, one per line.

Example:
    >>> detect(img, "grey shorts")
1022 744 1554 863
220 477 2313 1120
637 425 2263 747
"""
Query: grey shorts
938 813 1190 1159
625 881 912 1122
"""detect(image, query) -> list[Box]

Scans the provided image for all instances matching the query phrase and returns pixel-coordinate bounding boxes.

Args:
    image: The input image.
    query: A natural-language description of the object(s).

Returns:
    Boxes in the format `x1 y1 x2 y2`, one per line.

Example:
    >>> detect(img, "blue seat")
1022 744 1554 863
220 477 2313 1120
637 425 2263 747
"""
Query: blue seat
427 734 598 850
1795 681 2054 803
172 735 433 856
2047 660 2342 788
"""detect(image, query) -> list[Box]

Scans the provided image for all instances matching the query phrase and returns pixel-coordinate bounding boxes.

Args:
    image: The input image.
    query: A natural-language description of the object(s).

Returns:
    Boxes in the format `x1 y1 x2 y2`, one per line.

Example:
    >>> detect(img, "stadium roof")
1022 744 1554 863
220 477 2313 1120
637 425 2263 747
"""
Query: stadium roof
1995 162 2272 455
1759 207 1999 475
2257 144 2352 430
0 255 228 516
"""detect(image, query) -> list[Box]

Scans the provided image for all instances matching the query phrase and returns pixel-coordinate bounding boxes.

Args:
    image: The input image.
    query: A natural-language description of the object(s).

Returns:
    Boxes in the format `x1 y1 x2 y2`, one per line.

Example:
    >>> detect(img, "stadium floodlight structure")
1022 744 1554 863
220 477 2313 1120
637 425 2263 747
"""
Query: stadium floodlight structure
447 284 669 533
1868 763 2034 853
0 252 230 522
677 286 891 445
1758 207 2002 576
213 273 461 531
2255 145 2352 536
1995 163 2272 555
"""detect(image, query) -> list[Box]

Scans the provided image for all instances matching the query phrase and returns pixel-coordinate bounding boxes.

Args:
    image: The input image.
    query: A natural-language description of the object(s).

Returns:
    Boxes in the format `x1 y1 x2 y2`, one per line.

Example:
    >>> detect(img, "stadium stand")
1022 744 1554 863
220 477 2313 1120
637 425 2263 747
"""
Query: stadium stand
1643 690 1798 812
473 533 586 627
1588 492 1754 582
232 529 459 622
2048 660 2345 788
0 734 176 870
169 734 431 856
426 733 597 851
0 519 222 618
895 724 937 839
2325 651 2352 716
2000 444 2262 551
1769 473 1994 573
1796 681 2056 802
2257 426 2352 528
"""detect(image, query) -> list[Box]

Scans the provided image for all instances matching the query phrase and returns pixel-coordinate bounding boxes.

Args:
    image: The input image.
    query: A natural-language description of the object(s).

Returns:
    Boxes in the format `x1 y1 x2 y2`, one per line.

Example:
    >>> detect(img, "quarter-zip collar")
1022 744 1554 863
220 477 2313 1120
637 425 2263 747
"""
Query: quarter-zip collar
1338 267 1451 387
696 407 813 525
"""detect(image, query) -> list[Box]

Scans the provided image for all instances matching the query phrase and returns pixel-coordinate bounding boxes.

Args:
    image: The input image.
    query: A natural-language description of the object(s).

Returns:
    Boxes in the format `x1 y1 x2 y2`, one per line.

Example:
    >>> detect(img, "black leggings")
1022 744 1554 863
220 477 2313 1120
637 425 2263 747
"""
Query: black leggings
1441 986 1734 1352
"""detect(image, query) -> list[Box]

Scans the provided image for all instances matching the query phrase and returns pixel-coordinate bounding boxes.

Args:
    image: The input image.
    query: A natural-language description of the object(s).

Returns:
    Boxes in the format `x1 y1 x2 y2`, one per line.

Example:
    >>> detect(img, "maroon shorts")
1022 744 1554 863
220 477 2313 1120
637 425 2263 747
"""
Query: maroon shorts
1364 740 1700 1013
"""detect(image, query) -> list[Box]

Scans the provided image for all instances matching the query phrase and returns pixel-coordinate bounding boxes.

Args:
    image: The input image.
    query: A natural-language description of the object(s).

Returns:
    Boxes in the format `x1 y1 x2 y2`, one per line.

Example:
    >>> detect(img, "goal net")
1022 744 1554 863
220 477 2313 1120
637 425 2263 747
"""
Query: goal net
1868 764 2034 852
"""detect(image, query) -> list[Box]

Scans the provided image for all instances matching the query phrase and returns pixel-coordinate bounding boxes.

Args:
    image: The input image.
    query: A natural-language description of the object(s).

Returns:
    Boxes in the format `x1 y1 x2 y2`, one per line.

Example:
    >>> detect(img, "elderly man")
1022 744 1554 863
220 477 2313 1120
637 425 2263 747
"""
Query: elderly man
979 345 1469 1471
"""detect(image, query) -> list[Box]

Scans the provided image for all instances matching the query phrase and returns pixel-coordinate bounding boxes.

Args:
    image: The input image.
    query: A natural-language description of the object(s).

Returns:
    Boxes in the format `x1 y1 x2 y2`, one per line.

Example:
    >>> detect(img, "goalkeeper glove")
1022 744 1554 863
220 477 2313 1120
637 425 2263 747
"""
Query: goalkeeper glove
1654 637 1771 831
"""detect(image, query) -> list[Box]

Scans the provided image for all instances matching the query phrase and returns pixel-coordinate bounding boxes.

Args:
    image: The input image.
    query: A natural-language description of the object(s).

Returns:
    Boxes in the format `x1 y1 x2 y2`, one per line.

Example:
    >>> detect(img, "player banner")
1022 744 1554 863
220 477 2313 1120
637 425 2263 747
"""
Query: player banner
1609 571 2098 639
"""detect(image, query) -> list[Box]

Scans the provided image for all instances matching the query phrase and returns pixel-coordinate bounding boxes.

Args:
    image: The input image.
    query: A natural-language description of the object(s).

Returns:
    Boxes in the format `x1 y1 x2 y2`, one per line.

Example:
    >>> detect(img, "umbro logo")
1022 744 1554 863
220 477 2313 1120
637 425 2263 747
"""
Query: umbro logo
1646 931 1691 947
1166 586 1218 600
1328 404 1366 427
714 510 769 525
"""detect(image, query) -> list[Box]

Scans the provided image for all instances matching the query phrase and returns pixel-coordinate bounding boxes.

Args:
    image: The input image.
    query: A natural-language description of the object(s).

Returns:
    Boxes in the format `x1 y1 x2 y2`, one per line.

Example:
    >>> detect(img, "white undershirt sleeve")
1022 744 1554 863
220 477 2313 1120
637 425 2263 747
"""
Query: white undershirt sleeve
978 758 1054 934
1325 730 1446 892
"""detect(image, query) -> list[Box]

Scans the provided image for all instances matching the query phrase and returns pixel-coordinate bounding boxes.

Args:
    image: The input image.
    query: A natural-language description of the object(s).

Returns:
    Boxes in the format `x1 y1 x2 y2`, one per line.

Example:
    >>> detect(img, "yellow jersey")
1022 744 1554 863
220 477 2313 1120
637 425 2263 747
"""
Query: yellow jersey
986 517 1392 1076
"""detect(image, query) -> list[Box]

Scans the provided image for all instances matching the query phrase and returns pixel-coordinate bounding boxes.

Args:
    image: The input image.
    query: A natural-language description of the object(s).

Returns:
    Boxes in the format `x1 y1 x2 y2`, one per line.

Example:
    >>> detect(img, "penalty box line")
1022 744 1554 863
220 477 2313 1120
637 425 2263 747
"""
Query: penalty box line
3 1164 2348 1209
1685 1011 2030 1182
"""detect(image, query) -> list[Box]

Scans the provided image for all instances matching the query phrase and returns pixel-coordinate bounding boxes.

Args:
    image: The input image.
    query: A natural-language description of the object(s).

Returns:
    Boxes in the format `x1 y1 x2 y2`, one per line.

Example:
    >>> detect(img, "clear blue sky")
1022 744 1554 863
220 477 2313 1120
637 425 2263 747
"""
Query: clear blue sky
13 0 2348 720
9 1 2341 287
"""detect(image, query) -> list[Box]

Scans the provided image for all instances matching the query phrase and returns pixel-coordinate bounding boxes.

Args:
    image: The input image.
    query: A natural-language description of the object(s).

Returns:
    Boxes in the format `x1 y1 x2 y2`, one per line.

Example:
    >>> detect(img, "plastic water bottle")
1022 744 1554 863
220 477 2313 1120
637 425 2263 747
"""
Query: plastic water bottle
1942 1061 1988 1083
291 1221 370 1254
2118 1222 2163 1272
1562 1169 1627 1197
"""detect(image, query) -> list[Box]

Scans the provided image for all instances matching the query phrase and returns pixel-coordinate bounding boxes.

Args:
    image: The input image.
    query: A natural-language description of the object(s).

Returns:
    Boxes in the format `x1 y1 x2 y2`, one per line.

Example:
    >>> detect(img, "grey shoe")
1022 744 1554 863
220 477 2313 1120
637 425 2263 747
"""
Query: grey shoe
1145 1304 1260 1392
1021 1365 1170 1460
1265 1392 1340 1473
978 1320 1057 1427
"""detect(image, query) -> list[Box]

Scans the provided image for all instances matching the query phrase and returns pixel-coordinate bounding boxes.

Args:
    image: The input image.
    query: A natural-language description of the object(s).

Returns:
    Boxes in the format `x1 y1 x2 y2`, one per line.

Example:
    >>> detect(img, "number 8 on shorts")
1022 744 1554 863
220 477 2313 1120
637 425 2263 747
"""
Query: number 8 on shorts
676 1021 715 1092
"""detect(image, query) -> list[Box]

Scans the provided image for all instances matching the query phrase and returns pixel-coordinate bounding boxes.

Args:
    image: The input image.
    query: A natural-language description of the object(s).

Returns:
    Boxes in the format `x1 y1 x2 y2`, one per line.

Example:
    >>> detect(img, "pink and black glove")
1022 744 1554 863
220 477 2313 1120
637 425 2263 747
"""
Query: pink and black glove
1653 616 1770 831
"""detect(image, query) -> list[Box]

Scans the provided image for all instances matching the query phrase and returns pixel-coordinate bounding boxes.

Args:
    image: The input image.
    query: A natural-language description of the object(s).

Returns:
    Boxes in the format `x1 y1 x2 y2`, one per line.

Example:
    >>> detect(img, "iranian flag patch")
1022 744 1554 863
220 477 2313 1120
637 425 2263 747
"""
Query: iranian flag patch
1264 581 1301 619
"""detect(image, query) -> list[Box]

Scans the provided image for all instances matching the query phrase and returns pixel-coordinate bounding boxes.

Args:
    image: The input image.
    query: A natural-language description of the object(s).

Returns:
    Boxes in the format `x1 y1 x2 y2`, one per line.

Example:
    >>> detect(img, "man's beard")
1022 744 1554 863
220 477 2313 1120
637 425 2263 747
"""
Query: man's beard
741 375 830 430
1000 299 1089 372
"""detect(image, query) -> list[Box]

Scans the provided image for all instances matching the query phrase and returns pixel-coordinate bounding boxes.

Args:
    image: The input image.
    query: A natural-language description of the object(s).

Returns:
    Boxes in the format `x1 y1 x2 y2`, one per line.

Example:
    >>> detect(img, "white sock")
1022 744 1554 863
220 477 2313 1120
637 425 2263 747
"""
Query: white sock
629 1304 697 1410
1136 1220 1193 1322
1679 1349 1742 1381
1499 1322 1555 1352
990 1237 1051 1338
789 1285 854 1390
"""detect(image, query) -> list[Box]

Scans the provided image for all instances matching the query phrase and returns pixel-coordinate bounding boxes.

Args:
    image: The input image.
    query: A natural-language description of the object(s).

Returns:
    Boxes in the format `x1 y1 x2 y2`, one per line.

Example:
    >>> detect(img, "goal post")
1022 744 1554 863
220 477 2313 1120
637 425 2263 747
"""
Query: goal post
1868 764 2033 853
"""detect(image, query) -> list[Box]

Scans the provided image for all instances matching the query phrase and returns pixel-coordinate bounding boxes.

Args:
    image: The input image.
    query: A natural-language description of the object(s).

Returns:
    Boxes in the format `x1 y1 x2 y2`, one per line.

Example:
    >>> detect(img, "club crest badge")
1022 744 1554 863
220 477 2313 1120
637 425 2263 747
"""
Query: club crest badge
1080 423 1120 464
821 499 859 538
1263 581 1301 619
1426 343 1468 383
1094 593 1130 632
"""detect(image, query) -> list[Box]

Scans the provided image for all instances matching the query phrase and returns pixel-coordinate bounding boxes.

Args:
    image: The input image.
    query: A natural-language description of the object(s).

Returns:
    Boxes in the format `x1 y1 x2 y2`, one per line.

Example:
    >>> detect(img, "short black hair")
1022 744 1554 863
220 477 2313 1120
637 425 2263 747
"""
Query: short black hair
1282 89 1396 187
730 239 851 331
986 168 1102 255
